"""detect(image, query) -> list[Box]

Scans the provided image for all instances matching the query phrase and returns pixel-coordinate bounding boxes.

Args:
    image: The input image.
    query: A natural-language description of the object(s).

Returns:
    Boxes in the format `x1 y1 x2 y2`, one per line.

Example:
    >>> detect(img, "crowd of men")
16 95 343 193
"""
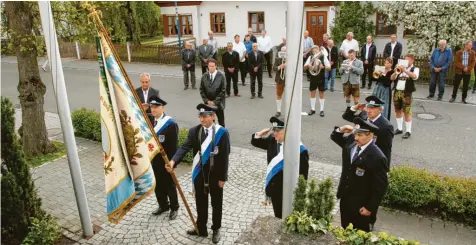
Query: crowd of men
134 28 475 243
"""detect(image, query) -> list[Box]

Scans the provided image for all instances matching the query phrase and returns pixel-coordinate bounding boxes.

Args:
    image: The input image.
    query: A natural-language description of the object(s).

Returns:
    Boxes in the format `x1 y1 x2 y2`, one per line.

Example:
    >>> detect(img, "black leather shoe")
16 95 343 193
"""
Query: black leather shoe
269 75 273 78
212 229 221 244
251 95 255 99
473 90 476 94
462 99 467 104
184 87 189 90
367 85 372 89
427 94 434 99
402 132 411 139
258 95 264 99
320 111 325 117
275 112 281 117
361 85 365 89
449 98 456 103
169 210 177 220
152 207 169 216
308 110 316 116
369 223 375 231
192 86 197 90
330 88 334 92
437 96 442 101
394 129 403 135
187 229 208 237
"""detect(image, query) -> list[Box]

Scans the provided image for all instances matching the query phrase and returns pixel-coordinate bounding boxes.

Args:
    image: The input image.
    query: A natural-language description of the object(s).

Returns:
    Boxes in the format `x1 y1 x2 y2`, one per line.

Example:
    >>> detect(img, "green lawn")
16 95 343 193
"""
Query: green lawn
141 36 163 45
27 141 66 168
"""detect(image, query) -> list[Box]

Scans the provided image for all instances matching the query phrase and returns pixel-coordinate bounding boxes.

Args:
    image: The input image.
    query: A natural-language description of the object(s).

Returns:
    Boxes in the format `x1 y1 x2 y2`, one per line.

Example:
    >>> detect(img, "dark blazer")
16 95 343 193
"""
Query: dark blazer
342 108 394 165
199 71 226 110
149 114 179 169
181 49 196 71
331 128 388 215
135 87 160 113
198 44 214 67
172 124 230 181
247 50 264 74
222 50 240 70
251 133 309 196
383 42 402 60
361 43 377 64
325 46 339 69
376 70 394 87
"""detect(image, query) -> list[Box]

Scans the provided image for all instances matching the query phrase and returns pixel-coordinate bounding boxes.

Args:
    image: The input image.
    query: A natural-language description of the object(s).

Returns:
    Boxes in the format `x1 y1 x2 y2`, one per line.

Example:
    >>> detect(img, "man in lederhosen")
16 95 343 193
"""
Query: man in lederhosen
251 116 309 218
331 117 389 232
148 96 180 220
341 95 394 230
169 103 230 244
273 45 286 117
304 45 331 117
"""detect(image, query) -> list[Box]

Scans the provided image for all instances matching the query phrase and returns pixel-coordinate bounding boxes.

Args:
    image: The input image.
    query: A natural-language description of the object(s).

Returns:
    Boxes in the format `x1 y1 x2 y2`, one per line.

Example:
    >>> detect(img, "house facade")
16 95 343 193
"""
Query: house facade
156 1 413 54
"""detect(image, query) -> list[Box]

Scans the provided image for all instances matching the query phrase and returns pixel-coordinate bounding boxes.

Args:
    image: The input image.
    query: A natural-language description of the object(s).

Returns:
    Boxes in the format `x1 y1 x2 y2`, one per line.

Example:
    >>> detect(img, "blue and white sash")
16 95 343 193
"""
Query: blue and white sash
265 143 307 189
191 125 226 190
154 115 174 135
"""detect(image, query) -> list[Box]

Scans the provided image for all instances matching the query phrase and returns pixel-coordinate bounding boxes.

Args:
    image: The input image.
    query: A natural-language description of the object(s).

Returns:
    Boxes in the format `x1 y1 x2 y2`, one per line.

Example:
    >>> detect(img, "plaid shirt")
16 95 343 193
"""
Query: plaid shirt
462 51 469 67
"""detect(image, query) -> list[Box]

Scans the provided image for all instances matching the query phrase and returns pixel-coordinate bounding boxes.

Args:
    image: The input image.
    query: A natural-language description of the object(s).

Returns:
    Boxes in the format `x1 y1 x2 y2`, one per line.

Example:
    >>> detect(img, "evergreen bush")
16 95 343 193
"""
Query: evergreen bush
293 175 307 213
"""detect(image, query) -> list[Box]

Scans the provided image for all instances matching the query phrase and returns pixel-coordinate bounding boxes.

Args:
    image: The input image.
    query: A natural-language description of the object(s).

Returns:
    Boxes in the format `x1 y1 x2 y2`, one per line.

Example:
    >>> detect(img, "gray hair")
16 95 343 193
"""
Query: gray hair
323 33 329 37
439 40 447 45
347 32 354 37
140 73 150 80
227 42 233 46
328 39 334 45
464 40 473 46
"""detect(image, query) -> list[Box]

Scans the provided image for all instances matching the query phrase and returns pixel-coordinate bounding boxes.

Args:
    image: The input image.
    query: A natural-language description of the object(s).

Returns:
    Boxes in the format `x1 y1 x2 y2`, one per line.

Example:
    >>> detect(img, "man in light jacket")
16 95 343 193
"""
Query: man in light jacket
427 40 453 100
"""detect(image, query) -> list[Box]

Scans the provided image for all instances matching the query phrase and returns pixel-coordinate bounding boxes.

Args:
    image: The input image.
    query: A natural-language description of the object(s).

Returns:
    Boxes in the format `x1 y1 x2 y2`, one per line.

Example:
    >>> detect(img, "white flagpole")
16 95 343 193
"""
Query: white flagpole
282 1 304 219
38 1 94 237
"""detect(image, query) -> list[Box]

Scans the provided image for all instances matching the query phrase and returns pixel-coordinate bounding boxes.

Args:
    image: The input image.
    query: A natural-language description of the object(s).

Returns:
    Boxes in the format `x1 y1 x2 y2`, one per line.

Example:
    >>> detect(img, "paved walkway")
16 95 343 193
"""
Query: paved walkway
18 109 476 245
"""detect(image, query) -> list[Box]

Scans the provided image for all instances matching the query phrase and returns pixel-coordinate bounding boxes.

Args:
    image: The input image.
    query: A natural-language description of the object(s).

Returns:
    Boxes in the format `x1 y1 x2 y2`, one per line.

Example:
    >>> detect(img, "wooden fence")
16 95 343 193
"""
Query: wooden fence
59 41 460 85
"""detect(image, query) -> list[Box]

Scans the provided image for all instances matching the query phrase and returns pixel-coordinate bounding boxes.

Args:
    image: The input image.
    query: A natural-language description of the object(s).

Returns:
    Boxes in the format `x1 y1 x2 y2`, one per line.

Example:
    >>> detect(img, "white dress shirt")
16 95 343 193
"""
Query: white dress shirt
396 65 420 90
142 88 149 103
351 139 373 161
208 38 218 54
365 43 371 60
390 42 397 58
233 41 247 62
209 69 218 83
258 35 273 54
340 39 359 57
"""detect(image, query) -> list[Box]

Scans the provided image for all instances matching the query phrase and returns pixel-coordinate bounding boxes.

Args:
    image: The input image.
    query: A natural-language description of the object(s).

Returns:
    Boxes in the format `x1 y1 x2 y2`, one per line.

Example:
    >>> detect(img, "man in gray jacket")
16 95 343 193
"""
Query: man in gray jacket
181 41 196 90
339 49 364 108
198 39 214 75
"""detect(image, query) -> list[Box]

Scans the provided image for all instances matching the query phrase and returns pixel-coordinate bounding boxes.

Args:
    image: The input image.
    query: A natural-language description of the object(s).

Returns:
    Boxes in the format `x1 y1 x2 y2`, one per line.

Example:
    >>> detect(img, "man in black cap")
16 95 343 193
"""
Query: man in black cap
251 116 309 218
169 103 230 244
200 59 226 127
342 95 393 230
148 96 180 220
331 117 389 232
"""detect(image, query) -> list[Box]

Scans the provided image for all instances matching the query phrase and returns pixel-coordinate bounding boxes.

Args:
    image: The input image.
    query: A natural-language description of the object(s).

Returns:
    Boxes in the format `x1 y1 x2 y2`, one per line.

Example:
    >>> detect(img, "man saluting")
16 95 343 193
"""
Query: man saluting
331 117 388 232
169 104 230 244
148 96 180 220
251 116 309 218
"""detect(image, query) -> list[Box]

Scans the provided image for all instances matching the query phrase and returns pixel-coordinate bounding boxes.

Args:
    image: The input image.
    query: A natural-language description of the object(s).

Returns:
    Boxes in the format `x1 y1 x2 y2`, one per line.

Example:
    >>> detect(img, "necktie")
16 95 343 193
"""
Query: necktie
144 90 148 103
277 143 282 153
153 120 157 127
210 74 213 82
205 129 209 137
352 146 361 162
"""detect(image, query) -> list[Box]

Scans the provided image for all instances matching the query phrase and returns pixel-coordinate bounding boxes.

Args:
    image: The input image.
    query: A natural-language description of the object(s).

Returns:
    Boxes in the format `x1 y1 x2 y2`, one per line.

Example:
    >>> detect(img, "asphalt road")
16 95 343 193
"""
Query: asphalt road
2 57 476 178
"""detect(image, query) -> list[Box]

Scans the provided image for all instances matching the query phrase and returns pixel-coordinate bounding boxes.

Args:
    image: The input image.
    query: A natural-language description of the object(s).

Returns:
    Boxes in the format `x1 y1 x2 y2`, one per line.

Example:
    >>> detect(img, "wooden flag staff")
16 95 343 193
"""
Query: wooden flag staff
84 2 199 233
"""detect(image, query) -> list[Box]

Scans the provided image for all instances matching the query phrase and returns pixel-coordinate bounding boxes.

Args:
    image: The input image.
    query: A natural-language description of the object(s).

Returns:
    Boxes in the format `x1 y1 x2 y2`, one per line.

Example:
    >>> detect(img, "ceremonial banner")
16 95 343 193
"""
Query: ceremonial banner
97 34 159 223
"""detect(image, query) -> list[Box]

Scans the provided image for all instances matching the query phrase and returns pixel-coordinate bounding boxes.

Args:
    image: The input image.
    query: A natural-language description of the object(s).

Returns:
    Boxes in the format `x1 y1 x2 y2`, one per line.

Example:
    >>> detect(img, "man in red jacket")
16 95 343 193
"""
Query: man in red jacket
450 40 475 104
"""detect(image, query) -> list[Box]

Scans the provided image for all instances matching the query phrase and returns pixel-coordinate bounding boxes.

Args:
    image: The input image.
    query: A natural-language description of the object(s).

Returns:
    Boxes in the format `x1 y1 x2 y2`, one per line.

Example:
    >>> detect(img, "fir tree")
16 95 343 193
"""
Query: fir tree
293 175 308 212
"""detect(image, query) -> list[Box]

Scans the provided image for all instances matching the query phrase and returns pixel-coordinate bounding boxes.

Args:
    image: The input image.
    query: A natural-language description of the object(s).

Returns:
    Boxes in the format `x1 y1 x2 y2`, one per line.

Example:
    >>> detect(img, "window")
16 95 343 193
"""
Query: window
210 13 226 33
166 15 193 36
248 12 265 33
404 29 416 36
376 12 396 36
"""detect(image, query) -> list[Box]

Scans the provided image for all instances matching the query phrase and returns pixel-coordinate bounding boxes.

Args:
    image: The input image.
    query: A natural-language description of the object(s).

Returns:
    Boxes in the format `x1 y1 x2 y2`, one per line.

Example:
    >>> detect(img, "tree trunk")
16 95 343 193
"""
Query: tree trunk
4 2 55 157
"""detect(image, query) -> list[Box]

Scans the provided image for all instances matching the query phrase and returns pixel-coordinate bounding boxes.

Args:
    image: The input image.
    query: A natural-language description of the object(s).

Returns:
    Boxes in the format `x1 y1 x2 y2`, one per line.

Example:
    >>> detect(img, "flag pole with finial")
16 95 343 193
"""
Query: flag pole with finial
84 2 199 233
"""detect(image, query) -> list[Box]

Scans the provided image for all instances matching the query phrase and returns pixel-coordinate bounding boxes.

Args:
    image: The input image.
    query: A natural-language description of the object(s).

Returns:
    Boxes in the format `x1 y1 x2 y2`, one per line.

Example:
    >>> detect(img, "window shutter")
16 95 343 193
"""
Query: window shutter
162 15 169 37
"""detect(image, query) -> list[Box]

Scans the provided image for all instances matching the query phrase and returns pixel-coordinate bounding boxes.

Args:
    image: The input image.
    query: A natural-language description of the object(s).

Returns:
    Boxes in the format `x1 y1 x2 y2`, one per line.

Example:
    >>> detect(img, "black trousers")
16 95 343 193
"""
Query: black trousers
194 175 223 232
215 109 225 127
340 198 370 232
225 70 239 95
201 66 208 75
264 51 273 77
452 74 471 100
152 164 179 211
362 63 374 87
250 72 263 96
239 61 248 85
269 187 283 219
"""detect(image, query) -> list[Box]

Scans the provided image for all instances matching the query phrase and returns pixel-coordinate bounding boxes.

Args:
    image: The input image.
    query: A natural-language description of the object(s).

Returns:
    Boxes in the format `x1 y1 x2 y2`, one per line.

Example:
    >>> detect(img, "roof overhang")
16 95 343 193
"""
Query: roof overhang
154 1 202 7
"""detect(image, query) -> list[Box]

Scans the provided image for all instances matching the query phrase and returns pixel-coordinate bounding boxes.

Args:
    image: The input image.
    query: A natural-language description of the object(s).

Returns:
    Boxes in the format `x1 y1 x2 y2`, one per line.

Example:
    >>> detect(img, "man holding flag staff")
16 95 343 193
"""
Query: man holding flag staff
251 116 309 218
147 96 180 220
168 104 230 244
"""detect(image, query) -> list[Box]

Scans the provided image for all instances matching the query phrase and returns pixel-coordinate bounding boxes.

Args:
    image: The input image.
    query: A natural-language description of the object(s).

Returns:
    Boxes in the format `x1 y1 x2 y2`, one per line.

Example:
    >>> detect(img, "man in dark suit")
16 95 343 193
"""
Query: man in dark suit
135 72 160 114
383 34 403 70
147 96 179 220
198 39 214 74
251 116 309 218
361 35 377 89
222 42 241 97
181 41 196 90
342 95 394 231
248 43 264 99
169 103 230 244
324 40 338 91
331 117 389 232
199 59 226 127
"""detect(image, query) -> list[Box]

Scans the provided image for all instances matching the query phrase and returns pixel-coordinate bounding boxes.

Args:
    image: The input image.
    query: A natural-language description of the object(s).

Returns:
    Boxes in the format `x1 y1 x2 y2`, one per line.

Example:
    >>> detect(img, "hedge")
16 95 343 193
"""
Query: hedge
383 165 476 227
71 108 193 163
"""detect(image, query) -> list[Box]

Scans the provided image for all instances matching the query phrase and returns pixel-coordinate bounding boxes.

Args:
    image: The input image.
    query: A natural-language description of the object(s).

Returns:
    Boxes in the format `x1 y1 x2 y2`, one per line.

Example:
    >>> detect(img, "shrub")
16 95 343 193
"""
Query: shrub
293 175 307 213
178 128 193 164
22 215 61 245
332 224 421 245
307 178 335 223
71 108 102 142
285 211 328 235
439 176 476 217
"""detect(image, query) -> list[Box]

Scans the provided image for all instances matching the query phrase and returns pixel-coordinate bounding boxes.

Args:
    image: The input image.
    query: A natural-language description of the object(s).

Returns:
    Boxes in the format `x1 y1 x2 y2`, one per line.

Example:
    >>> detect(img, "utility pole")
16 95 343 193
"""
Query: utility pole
174 1 182 50
38 1 94 237
282 0 304 219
